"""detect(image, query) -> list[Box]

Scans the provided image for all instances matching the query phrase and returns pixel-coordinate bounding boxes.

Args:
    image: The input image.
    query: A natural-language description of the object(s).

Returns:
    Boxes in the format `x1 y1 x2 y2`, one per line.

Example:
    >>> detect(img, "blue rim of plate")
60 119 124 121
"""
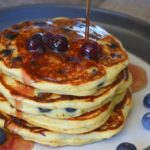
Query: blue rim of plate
0 4 150 63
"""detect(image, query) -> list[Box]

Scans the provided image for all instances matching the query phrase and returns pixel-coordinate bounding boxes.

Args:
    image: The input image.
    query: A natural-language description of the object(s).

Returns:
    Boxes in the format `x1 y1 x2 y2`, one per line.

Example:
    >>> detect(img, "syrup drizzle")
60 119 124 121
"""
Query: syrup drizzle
85 0 91 40
13 96 23 119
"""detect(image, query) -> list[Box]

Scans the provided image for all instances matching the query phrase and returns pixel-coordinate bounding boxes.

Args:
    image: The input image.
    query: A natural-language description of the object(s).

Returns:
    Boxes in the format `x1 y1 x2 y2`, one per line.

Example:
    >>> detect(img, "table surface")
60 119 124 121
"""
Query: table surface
0 0 150 23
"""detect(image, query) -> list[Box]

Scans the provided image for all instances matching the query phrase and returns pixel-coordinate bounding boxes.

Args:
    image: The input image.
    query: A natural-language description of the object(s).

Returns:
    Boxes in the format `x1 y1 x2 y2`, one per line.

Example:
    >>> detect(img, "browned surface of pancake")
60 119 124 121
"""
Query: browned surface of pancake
0 94 111 121
68 102 110 121
0 18 128 84
0 68 128 103
96 90 131 131
0 91 131 134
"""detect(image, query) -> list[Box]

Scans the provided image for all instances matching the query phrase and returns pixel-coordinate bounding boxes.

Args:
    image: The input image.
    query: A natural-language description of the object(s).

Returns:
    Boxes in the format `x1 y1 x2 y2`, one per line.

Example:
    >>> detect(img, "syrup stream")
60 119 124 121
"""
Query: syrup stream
85 0 91 40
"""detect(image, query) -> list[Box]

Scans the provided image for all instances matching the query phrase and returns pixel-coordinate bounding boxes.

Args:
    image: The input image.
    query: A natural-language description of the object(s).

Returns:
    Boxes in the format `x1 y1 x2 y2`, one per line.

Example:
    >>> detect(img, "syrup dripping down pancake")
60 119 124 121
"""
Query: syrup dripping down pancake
0 69 132 119
0 90 128 134
0 91 132 146
0 18 128 96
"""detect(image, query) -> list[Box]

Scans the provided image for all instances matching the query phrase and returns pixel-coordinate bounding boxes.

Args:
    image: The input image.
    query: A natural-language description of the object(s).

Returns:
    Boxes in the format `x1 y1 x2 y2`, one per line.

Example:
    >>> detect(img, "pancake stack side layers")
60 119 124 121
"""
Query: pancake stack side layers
0 17 133 146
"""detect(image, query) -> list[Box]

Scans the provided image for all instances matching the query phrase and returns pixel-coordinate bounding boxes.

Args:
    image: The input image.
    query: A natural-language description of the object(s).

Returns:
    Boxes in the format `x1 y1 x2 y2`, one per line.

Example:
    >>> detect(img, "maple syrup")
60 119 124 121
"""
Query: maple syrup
85 0 91 40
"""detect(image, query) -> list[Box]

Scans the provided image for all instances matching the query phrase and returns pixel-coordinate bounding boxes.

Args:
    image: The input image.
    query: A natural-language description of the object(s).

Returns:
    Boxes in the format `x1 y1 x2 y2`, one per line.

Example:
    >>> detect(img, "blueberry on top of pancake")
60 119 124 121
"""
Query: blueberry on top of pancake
0 18 128 96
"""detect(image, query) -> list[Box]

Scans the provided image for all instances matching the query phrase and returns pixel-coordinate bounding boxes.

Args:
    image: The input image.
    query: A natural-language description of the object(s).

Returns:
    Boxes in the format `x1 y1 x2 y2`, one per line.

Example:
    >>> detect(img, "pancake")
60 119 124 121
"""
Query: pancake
0 17 128 96
0 89 128 134
0 69 132 118
0 91 132 146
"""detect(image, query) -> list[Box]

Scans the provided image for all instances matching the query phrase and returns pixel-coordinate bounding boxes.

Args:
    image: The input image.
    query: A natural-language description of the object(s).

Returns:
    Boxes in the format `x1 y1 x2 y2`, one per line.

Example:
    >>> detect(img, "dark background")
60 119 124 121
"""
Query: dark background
0 0 150 23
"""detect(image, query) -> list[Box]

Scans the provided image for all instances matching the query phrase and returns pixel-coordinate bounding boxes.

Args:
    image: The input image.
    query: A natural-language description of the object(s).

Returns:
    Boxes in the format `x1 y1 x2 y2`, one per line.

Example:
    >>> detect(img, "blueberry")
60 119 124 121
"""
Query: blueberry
116 142 137 150
110 53 121 59
143 93 150 108
42 32 53 45
142 112 150 130
65 108 76 113
13 117 23 125
97 82 104 88
38 108 52 113
4 32 18 40
107 43 118 49
47 34 69 52
34 21 47 26
1 49 12 56
0 128 7 145
26 33 44 52
80 41 101 61
62 27 71 32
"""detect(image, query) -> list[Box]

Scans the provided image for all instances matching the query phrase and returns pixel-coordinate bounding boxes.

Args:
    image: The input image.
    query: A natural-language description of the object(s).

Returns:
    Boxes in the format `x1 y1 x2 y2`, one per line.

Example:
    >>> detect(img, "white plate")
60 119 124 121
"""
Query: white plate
33 53 150 150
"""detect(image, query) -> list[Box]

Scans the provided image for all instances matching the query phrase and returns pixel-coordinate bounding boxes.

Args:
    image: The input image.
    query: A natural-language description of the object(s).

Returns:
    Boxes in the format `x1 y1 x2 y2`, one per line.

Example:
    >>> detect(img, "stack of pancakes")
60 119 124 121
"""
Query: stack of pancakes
0 17 132 146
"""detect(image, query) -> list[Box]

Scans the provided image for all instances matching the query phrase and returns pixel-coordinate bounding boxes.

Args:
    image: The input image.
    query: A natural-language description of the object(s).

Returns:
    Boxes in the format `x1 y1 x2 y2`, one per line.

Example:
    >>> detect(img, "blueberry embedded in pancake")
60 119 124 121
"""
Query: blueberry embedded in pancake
0 91 132 146
0 89 129 134
0 17 134 147
0 69 132 119
0 17 128 96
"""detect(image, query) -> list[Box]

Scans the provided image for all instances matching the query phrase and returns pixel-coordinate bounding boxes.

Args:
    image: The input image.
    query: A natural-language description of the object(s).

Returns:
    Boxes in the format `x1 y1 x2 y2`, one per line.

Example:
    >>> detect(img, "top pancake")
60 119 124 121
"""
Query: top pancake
0 17 128 96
